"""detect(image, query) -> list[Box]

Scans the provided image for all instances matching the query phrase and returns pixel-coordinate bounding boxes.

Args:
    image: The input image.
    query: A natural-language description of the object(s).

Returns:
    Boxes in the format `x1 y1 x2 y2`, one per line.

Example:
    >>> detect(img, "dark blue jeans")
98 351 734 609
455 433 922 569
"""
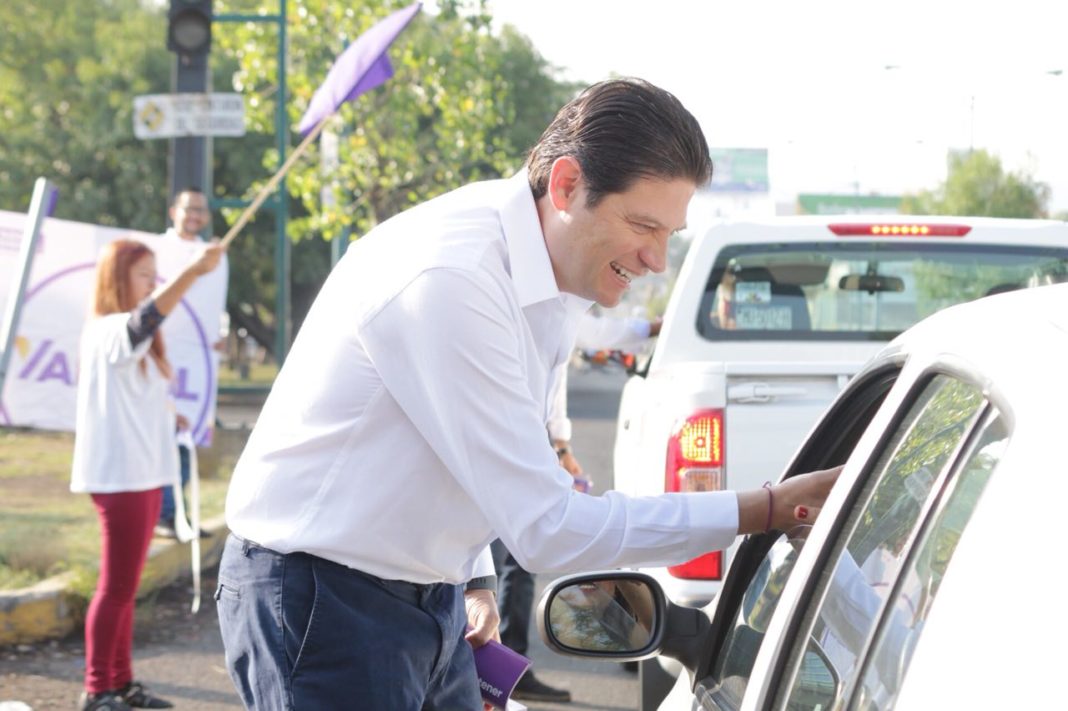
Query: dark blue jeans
158 445 190 523
215 535 481 711
490 538 533 657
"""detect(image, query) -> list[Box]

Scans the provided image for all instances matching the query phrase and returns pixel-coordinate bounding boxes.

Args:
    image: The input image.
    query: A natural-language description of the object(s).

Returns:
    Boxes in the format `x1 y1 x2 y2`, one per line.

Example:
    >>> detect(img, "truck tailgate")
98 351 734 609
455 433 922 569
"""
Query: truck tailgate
725 364 856 487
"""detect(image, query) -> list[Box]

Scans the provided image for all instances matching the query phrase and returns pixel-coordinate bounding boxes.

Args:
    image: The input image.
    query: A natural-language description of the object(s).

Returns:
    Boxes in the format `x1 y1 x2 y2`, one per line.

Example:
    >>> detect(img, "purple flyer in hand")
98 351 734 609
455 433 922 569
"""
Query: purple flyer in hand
472 639 531 709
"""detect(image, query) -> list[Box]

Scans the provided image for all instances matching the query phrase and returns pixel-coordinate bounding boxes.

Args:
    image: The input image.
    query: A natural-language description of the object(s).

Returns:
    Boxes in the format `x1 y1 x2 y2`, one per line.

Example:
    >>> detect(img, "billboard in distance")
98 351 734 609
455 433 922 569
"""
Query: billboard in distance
709 148 769 193
797 193 903 215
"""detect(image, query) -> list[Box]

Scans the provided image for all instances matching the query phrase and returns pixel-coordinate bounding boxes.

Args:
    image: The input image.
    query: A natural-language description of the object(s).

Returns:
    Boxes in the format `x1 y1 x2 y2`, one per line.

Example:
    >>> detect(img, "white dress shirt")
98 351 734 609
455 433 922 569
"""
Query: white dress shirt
547 315 655 443
225 172 738 585
576 315 654 351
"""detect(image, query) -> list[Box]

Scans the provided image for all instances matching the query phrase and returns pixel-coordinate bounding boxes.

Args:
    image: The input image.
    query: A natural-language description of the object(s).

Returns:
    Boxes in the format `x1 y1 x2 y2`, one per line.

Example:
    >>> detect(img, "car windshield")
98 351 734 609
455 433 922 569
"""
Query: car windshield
697 241 1068 341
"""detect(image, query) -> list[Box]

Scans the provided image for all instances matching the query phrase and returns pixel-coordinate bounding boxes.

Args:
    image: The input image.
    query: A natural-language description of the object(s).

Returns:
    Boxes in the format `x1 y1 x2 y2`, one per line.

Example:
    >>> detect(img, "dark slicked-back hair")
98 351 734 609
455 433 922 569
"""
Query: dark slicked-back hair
527 78 712 207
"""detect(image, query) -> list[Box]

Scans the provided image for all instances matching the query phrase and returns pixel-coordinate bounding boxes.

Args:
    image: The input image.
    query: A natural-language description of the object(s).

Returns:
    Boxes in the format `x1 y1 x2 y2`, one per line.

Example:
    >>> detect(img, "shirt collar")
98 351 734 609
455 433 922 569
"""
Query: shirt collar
499 171 562 308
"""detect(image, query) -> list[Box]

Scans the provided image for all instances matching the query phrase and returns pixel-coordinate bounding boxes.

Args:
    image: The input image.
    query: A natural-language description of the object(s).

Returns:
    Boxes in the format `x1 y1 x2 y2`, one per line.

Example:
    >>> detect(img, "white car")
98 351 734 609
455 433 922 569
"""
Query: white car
612 215 1068 706
541 282 1068 710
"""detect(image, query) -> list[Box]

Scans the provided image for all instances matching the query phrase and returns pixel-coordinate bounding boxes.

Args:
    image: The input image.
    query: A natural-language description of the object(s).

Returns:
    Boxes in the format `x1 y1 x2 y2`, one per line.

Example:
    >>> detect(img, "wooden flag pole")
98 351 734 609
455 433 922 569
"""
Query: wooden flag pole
220 114 333 249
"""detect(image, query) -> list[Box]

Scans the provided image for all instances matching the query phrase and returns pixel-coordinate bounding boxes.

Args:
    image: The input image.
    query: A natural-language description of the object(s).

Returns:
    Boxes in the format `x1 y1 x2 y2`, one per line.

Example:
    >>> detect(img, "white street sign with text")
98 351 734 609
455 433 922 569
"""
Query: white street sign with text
133 93 245 139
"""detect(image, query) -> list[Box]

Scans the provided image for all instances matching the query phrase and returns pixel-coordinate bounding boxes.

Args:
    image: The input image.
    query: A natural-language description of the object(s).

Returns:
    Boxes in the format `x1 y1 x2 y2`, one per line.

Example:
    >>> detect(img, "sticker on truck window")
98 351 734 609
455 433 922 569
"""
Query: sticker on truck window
735 281 772 305
735 306 793 330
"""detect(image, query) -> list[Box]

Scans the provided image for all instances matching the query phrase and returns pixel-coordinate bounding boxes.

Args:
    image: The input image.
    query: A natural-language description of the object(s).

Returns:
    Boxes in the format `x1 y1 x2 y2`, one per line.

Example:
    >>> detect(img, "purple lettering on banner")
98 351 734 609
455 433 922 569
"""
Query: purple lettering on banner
18 339 52 379
36 351 74 385
171 367 199 401
4 261 218 442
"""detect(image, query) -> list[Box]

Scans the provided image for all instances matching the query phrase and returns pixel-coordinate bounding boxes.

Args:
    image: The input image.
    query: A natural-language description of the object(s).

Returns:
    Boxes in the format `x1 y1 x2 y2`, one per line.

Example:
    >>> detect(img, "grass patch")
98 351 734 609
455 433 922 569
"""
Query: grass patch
217 360 278 389
0 427 239 591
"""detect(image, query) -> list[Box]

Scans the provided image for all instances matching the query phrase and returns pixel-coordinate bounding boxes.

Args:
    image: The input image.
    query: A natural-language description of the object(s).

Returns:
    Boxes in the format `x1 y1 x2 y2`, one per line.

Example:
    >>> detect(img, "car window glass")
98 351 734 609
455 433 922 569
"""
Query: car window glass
782 374 984 709
704 530 810 709
698 242 1068 341
854 414 1008 710
690 366 899 709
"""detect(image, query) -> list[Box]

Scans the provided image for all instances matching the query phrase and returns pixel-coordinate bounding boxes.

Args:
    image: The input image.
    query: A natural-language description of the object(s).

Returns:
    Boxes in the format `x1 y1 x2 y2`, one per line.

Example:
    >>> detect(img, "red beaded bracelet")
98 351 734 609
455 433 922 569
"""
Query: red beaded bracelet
762 481 774 533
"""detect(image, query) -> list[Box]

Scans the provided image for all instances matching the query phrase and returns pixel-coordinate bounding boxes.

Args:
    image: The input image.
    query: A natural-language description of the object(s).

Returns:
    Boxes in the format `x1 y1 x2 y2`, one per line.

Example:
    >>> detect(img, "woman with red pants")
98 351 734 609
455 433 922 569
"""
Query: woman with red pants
70 237 224 711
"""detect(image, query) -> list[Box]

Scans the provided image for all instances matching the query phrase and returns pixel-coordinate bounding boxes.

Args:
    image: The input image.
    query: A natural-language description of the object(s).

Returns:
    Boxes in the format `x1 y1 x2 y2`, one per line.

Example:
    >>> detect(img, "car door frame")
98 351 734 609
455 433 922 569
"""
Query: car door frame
743 355 1007 710
684 355 906 708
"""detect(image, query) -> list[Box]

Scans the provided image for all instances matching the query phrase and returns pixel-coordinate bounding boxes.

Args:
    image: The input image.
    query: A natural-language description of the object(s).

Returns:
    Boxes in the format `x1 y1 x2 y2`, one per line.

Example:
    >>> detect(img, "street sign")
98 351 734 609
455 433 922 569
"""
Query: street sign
133 93 245 139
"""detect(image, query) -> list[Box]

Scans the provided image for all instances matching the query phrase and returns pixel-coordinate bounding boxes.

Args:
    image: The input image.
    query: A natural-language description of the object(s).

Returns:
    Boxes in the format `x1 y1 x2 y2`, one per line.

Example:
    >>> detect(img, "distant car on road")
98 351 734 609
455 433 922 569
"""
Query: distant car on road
612 214 1068 707
541 282 1068 710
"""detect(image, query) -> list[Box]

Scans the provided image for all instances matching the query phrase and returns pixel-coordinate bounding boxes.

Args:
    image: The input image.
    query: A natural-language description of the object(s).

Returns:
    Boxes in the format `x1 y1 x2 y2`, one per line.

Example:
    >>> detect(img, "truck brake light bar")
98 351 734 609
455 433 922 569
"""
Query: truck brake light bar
828 223 972 237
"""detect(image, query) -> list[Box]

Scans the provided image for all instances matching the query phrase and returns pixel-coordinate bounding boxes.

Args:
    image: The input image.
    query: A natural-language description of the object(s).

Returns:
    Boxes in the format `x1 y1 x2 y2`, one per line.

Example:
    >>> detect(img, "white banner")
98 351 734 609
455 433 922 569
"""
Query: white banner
0 210 228 446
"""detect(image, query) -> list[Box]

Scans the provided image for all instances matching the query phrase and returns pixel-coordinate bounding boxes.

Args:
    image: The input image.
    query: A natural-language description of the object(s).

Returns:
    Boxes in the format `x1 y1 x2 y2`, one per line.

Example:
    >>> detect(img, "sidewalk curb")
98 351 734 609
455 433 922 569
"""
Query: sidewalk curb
0 515 228 647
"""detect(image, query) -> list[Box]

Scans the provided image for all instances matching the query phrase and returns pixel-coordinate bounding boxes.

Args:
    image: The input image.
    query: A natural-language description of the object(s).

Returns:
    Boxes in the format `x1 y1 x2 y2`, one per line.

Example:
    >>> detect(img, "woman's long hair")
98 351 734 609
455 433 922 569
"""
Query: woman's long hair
92 239 171 379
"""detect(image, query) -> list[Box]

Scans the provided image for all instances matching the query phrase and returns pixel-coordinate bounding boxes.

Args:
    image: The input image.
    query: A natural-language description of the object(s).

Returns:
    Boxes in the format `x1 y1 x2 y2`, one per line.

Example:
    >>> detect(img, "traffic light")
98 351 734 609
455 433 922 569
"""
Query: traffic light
166 0 212 204
167 0 212 61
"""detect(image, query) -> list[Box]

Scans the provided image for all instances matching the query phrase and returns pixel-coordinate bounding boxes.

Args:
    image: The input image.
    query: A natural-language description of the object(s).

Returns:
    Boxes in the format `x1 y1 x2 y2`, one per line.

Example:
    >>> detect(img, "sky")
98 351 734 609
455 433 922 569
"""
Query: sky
483 0 1068 214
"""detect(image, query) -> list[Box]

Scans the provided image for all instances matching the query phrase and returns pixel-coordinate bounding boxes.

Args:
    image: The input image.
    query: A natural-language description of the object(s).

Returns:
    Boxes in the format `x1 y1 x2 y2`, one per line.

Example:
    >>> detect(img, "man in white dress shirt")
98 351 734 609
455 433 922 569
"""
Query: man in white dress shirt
216 78 839 711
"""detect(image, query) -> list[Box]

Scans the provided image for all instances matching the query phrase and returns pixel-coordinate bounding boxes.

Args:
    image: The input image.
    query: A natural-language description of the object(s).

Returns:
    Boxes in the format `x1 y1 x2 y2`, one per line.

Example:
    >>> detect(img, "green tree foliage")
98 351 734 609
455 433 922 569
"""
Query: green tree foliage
901 149 1050 218
213 0 581 342
215 0 579 243
1 0 580 352
0 1 171 229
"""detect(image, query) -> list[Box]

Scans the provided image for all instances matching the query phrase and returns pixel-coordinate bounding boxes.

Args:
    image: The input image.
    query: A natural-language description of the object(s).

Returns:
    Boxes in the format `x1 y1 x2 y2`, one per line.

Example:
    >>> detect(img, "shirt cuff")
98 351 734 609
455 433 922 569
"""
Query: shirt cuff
546 418 572 442
682 491 741 560
465 575 498 593
631 319 652 339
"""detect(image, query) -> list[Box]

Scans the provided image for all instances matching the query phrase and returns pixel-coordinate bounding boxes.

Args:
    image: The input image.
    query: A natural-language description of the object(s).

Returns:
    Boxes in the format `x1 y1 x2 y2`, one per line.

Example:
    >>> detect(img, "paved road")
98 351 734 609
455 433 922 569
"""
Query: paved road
0 365 637 711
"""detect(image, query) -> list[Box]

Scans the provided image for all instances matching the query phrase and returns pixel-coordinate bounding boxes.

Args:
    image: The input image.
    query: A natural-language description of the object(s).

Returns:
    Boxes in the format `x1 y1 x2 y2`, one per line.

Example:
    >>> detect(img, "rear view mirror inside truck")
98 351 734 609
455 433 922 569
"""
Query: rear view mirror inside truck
838 273 905 294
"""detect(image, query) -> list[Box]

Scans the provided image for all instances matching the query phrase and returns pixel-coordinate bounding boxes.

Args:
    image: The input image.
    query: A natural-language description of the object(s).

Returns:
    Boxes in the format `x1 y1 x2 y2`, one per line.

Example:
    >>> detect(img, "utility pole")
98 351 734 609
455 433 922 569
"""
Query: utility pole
167 0 213 200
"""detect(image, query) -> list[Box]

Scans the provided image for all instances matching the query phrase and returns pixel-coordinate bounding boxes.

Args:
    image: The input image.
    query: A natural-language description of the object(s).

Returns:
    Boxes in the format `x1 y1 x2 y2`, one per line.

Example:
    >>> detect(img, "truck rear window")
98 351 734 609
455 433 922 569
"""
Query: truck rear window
697 241 1068 341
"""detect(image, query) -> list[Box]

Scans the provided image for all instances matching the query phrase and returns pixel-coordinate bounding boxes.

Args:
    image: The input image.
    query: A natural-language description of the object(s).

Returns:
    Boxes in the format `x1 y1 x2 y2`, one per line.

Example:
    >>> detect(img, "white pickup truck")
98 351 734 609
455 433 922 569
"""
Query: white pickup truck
611 215 1068 709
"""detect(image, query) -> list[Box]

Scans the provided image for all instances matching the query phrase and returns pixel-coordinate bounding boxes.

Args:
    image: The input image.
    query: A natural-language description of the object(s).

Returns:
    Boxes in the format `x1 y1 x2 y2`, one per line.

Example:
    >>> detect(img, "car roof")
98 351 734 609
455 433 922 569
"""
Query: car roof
875 283 1068 708
884 281 1068 396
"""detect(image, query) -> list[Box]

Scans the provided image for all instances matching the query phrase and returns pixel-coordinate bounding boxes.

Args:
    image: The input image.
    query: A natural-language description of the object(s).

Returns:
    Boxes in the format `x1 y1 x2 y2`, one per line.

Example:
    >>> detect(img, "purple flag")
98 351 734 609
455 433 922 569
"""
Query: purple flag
297 2 422 135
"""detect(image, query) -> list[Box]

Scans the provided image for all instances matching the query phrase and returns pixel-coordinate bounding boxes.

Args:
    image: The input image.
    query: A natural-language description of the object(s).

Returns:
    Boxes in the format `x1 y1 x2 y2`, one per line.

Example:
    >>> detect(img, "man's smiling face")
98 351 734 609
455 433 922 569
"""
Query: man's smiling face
543 159 694 307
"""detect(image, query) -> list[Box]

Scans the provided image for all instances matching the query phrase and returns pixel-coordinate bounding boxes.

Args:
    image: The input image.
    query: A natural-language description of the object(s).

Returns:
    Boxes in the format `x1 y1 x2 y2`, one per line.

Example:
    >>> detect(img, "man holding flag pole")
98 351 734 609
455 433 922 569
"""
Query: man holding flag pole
215 3 841 710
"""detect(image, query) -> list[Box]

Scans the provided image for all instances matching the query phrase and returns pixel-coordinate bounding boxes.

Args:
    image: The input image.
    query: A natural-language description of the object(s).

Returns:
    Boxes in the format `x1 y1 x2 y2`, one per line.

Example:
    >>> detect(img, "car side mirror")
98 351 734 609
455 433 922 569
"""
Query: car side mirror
538 571 711 672
793 637 841 704
542 575 659 655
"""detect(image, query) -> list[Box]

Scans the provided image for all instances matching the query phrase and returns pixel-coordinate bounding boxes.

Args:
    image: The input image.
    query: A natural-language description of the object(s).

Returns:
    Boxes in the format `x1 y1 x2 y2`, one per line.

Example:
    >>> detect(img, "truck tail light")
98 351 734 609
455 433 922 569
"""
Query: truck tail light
665 409 724 580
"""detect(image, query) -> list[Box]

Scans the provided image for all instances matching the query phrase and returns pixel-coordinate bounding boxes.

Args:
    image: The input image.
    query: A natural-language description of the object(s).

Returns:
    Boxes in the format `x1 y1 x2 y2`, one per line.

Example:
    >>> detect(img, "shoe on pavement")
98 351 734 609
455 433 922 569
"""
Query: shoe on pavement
77 691 132 711
511 671 571 703
117 681 174 709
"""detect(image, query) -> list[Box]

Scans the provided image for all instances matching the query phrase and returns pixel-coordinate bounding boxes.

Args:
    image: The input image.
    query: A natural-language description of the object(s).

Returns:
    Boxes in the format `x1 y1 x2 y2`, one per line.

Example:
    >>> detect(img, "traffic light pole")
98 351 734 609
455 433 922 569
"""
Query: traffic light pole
169 51 209 202
168 0 290 367
167 0 213 203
